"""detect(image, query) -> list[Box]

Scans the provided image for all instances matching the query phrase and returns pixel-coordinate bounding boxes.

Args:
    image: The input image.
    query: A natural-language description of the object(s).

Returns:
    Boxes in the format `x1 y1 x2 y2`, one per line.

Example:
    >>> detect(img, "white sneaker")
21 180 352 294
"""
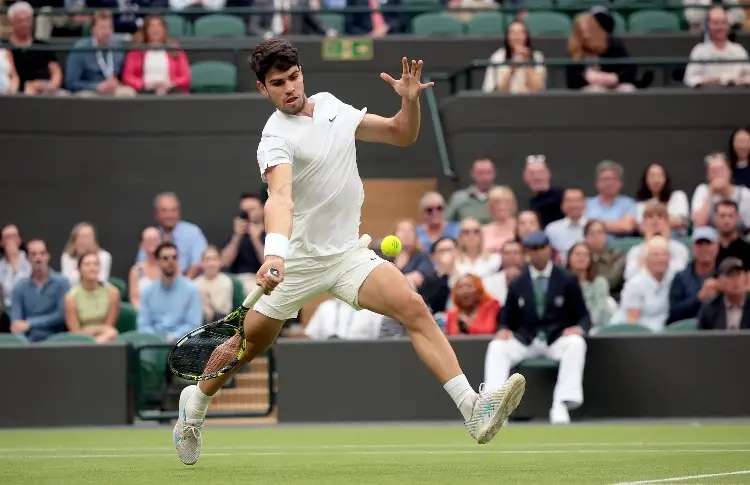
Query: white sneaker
173 385 204 465
465 373 526 444
550 402 571 425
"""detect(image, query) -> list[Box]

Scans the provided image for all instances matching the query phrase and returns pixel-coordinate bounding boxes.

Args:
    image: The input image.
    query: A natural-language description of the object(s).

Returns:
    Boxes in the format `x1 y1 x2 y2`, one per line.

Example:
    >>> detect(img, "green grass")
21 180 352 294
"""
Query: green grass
1 424 750 484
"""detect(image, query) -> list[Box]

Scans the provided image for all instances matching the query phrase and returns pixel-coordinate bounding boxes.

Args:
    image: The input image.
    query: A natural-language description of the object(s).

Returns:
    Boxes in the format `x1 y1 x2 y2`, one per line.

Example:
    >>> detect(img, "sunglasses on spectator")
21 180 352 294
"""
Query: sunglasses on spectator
424 205 444 214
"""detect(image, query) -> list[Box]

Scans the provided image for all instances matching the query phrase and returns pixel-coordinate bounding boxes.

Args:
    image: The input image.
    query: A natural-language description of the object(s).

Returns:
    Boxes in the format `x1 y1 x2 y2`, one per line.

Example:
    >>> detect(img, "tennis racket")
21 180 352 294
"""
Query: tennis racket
167 268 280 381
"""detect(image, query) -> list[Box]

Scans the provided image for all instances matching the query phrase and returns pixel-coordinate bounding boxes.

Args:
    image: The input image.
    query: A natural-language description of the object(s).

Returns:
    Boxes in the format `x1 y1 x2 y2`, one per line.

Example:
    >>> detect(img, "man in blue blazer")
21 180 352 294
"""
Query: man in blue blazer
484 231 590 424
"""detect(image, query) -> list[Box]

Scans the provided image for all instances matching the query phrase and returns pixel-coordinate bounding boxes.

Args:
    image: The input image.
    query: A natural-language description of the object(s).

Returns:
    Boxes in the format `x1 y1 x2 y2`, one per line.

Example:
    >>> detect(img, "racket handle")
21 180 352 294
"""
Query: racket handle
241 268 281 308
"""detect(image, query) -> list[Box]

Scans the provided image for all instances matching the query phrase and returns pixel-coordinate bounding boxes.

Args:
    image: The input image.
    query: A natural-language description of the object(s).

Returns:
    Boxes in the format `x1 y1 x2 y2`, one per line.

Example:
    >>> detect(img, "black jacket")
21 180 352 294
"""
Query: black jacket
697 293 750 330
344 0 405 35
498 264 590 346
566 36 637 90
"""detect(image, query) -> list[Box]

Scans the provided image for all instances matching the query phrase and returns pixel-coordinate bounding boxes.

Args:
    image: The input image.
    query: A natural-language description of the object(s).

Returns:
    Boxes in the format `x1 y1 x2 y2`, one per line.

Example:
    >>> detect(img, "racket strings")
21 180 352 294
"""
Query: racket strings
170 329 243 378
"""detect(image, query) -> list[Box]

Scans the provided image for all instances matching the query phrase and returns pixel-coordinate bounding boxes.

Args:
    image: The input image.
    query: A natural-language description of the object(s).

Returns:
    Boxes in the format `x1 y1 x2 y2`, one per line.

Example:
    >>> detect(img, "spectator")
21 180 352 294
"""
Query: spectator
88 0 155 34
168 0 226 18
584 220 625 299
697 257 750 330
634 163 689 234
60 222 112 285
456 217 500 278
624 203 690 281
612 236 674 331
545 188 587 262
194 246 233 323
585 160 637 238
65 11 136 97
691 153 750 230
448 0 496 23
714 200 750 271
446 158 496 224
415 192 460 251
388 218 435 292
63 252 120 343
668 226 720 324
0 44 19 94
122 15 191 95
566 242 612 329
10 239 70 342
684 6 750 88
303 298 384 340
523 155 564 227
137 192 208 279
484 239 525 305
128 227 161 310
481 21 546 94
344 0 405 37
137 242 203 341
421 236 458 313
445 273 500 336
566 7 637 92
222 193 265 294
0 224 31 309
250 0 336 38
484 231 589 424
7 2 66 95
728 127 750 188
684 0 746 32
516 210 542 242
482 186 518 253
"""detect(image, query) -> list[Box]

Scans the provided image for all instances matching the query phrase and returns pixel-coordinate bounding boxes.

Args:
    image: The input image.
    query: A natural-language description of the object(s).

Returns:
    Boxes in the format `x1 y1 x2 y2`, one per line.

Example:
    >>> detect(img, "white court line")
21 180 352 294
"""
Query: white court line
1 449 749 460
2 441 749 454
611 469 750 485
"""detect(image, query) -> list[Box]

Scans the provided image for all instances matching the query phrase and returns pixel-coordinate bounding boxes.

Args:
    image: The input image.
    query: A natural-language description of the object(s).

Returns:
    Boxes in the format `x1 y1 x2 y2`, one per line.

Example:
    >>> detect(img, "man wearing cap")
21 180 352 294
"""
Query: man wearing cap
484 231 589 424
697 257 750 330
523 156 564 228
667 226 720 324
624 202 690 280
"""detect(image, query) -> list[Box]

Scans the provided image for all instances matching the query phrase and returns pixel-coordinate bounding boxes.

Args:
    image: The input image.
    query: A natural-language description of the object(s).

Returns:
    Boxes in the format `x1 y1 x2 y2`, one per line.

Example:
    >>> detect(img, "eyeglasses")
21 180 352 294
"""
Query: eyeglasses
424 205 444 214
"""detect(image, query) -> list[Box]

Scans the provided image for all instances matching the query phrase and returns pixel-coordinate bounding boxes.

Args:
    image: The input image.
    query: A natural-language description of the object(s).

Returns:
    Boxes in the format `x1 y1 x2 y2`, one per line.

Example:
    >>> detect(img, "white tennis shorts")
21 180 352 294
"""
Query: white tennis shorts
253 244 387 321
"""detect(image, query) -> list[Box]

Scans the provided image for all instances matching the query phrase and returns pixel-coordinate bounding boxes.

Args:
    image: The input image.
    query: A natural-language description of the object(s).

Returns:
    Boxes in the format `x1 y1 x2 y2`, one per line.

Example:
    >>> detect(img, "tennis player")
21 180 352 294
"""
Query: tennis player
174 39 526 465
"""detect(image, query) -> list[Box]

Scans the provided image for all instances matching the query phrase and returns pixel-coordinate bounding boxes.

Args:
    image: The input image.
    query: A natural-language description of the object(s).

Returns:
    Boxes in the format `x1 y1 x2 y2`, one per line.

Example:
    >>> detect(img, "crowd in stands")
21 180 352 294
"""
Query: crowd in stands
1 1 750 94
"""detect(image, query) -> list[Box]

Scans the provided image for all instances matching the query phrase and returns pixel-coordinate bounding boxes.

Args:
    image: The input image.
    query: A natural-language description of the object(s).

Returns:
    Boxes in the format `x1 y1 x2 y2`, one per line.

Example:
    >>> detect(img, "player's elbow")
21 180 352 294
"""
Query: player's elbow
266 193 294 216
390 118 417 147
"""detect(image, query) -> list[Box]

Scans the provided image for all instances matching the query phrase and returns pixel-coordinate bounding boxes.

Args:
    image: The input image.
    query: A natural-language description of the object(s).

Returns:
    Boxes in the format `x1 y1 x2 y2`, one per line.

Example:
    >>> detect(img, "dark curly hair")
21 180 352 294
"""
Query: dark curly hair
635 163 674 204
249 39 300 84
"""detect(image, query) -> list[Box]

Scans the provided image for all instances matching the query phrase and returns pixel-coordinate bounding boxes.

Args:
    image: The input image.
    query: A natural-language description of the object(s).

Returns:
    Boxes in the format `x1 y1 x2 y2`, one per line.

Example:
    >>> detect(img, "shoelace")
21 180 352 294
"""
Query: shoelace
181 421 203 441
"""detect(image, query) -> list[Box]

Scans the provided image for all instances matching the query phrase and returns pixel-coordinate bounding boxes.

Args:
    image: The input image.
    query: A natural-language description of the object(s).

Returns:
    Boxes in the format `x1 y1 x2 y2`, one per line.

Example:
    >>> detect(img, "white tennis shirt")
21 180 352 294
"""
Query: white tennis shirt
257 92 368 259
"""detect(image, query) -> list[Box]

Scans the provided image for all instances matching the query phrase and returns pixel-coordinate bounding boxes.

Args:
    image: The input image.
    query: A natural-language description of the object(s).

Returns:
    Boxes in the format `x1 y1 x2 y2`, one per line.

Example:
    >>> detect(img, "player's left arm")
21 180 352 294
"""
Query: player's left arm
355 58 434 147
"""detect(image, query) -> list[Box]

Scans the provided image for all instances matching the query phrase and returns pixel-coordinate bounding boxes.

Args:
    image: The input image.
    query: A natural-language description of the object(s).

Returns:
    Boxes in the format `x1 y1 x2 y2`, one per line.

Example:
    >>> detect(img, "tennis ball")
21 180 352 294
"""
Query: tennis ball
381 235 402 257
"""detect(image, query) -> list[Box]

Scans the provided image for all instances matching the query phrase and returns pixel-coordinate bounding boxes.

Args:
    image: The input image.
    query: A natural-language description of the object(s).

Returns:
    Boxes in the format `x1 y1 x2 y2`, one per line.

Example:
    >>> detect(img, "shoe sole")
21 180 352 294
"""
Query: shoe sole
476 373 526 445
174 385 199 465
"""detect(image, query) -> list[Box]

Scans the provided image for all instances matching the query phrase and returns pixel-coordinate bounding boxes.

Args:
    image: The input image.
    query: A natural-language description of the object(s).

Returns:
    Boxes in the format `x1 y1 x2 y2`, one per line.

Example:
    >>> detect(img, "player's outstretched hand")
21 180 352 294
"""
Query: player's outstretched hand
256 257 285 295
380 58 435 102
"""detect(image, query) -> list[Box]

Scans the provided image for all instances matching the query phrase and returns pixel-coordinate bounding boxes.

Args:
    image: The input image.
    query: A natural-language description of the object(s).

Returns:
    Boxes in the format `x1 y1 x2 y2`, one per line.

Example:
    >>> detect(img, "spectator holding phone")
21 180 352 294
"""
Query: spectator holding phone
221 193 265 294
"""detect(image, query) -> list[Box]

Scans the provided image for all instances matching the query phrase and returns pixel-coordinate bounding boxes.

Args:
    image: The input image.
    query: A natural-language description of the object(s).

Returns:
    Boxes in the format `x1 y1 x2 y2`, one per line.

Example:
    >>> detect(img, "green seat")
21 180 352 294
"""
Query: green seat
610 237 643 253
118 331 169 410
411 13 465 36
665 318 699 333
116 302 138 335
231 275 245 309
42 333 97 344
523 11 572 36
517 357 559 369
164 14 191 37
193 14 246 38
117 330 168 346
594 323 653 335
465 11 505 36
317 12 345 32
523 0 554 8
108 276 128 302
0 333 29 346
190 61 238 93
628 9 681 34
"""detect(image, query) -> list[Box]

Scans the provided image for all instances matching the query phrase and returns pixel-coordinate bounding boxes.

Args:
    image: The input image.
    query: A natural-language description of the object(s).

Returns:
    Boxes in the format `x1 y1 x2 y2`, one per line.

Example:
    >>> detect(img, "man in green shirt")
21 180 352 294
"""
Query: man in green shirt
445 158 496 224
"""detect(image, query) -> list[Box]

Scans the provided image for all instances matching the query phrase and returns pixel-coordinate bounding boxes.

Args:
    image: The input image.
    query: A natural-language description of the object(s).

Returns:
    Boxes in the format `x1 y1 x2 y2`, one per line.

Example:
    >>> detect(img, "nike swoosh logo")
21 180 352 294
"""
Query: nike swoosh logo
329 116 337 122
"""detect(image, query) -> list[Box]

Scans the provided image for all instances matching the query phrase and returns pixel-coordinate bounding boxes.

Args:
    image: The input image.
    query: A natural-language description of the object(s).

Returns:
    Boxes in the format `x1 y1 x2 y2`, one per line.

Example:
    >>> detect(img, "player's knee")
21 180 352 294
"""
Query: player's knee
393 292 432 328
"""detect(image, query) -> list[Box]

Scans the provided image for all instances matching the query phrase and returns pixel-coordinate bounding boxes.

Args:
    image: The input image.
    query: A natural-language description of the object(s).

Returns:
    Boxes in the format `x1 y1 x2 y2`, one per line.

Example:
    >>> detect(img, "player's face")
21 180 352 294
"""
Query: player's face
258 66 306 115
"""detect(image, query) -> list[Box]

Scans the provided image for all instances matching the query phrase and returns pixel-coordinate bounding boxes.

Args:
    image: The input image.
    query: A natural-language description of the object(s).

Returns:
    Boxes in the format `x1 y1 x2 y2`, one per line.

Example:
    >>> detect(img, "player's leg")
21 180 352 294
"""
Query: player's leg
330 252 525 444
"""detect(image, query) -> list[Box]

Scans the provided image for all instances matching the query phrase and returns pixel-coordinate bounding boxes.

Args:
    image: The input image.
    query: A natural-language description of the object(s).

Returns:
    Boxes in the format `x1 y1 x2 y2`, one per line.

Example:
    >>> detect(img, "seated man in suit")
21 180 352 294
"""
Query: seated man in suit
697 257 750 331
484 231 590 425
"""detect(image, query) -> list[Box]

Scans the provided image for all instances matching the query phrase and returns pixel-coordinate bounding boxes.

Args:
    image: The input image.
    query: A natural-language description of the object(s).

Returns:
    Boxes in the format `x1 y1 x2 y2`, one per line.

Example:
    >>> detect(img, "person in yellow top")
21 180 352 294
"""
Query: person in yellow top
64 251 120 343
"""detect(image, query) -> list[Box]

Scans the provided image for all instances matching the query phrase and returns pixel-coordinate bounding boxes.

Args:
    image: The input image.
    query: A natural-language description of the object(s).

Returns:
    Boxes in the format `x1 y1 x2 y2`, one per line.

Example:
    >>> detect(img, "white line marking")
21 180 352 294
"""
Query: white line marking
611 469 750 485
1 449 749 460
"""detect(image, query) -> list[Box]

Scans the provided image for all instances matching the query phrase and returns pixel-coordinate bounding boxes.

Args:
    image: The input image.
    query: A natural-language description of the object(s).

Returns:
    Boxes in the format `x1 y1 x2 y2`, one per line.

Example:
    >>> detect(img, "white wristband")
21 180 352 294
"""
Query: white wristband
264 233 290 260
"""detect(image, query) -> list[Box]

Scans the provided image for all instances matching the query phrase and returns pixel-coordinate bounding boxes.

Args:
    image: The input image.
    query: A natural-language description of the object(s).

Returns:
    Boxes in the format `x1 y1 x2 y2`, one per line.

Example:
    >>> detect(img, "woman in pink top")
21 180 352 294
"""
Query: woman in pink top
482 186 518 253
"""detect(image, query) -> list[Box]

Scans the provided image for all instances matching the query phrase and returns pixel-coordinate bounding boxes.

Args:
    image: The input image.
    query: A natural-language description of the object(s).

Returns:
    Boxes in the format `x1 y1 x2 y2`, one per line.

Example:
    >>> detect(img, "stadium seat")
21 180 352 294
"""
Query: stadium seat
465 11 505 36
523 11 572 36
117 330 167 345
575 10 627 34
665 318 699 333
163 14 191 37
627 10 681 34
231 275 244 309
317 12 345 33
108 276 128 302
0 333 29 346
190 61 238 93
610 237 643 253
116 302 138 334
193 14 246 37
411 13 465 36
517 357 559 369
523 0 554 8
594 323 653 335
118 331 169 410
42 333 97 344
